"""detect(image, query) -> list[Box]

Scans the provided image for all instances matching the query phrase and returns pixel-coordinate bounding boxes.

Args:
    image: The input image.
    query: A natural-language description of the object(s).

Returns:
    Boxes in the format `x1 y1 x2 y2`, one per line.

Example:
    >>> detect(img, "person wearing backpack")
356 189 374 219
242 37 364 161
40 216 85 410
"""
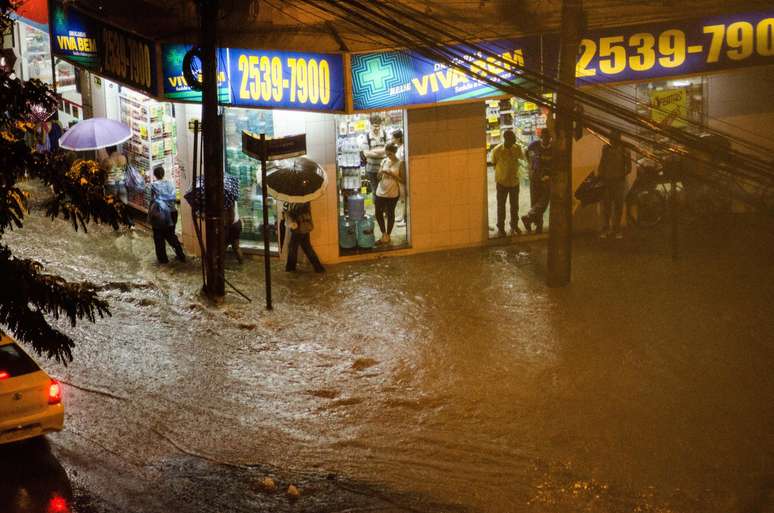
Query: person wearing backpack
148 166 185 264
285 202 324 273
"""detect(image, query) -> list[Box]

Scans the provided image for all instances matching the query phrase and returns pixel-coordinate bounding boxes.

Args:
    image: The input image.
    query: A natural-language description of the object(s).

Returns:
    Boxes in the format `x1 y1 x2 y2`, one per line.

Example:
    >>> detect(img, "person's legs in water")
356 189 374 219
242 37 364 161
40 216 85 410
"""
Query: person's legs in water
161 210 185 262
285 232 300 271
507 185 520 235
299 233 325 273
610 179 625 238
600 181 613 237
231 220 243 263
153 228 168 263
495 183 508 236
163 227 185 262
115 182 134 227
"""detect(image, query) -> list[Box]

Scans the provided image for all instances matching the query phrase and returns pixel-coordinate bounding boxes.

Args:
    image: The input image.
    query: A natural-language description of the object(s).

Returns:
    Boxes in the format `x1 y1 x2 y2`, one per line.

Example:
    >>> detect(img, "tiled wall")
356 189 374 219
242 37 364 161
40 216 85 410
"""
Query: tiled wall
314 102 490 264
406 103 488 253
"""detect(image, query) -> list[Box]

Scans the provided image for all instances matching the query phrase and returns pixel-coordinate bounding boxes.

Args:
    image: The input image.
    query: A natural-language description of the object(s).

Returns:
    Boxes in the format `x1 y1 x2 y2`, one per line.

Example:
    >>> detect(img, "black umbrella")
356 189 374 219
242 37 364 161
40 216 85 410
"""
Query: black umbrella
185 174 240 213
265 157 328 203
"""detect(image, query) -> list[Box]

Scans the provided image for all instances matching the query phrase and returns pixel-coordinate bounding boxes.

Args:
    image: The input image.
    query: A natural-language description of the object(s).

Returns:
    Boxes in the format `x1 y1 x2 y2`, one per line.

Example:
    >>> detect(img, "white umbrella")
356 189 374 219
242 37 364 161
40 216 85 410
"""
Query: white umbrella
59 117 131 151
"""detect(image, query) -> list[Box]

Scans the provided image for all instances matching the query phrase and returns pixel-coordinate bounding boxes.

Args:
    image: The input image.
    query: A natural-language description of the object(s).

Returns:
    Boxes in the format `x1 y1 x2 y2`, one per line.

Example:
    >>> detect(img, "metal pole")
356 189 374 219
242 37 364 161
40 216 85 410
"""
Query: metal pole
191 120 208 289
260 133 273 310
547 0 583 287
200 0 225 300
670 178 679 260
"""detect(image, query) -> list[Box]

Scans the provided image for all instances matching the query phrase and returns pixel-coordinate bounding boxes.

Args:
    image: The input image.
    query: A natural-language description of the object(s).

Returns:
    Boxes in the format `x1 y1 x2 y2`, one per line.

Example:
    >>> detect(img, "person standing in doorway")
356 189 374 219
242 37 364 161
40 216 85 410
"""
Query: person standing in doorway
597 129 631 239
362 113 387 197
391 129 407 225
375 143 404 245
491 129 524 237
285 202 325 273
391 129 405 160
149 166 185 264
522 128 553 234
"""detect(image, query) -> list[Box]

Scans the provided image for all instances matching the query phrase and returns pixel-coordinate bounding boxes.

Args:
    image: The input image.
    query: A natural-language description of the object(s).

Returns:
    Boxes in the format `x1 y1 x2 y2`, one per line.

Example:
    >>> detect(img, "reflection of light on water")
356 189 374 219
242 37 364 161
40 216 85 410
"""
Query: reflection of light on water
48 494 70 513
15 488 32 510
8 182 774 513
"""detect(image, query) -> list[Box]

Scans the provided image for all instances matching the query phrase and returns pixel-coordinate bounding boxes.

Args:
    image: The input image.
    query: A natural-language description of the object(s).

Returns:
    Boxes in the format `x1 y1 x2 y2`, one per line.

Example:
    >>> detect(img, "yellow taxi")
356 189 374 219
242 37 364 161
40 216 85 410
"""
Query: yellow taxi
0 334 64 444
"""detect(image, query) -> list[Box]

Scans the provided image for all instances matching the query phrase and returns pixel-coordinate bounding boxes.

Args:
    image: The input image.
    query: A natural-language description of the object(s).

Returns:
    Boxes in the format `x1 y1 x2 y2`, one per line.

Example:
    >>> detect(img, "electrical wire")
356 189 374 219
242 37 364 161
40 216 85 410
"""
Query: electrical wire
299 0 774 209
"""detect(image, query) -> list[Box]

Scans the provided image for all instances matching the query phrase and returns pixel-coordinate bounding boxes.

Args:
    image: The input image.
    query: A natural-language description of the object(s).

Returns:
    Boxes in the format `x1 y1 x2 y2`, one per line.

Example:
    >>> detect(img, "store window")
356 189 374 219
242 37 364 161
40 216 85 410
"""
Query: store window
223 107 279 250
486 96 552 238
334 110 408 255
17 22 51 83
635 77 706 134
118 88 180 214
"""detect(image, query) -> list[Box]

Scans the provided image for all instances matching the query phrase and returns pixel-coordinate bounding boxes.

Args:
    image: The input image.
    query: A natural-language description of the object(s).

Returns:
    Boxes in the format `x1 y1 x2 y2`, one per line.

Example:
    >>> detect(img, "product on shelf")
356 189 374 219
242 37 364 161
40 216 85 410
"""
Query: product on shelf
119 90 178 211
334 111 404 252
223 109 279 244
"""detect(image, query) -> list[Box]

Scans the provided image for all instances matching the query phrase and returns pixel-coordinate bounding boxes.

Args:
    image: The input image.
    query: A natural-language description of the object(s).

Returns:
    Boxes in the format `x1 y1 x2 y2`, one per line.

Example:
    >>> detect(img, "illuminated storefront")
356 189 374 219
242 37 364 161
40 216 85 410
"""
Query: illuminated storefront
45 0 774 263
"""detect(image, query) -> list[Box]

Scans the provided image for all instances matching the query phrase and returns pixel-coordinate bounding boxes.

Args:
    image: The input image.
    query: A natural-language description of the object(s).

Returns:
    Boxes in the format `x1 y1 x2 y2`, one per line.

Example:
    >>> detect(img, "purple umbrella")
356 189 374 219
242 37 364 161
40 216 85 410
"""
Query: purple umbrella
59 117 132 151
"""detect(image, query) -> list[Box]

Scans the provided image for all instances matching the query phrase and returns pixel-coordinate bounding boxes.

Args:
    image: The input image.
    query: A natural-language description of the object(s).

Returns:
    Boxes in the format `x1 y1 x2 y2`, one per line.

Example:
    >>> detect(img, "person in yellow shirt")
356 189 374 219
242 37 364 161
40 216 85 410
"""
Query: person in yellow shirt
491 129 524 236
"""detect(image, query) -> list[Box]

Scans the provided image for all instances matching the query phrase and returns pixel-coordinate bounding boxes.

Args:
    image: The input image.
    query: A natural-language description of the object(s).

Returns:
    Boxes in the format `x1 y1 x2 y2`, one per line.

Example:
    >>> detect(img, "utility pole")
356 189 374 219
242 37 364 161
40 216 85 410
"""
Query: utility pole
547 0 583 287
200 0 225 300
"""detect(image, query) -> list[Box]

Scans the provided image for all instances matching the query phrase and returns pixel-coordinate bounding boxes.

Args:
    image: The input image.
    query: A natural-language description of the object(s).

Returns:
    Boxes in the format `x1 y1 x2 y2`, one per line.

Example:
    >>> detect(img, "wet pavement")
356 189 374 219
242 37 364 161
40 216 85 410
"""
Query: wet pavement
2 186 774 513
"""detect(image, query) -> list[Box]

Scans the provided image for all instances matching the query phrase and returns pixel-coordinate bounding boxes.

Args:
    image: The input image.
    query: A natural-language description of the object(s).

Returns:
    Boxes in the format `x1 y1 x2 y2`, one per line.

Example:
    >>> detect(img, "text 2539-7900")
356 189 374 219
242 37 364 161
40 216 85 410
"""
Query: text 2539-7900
101 28 152 89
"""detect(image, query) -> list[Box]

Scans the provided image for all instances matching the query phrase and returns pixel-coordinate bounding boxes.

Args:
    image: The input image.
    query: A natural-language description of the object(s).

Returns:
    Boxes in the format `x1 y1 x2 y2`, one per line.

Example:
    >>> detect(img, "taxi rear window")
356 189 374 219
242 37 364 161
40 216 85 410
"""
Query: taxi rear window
0 343 40 378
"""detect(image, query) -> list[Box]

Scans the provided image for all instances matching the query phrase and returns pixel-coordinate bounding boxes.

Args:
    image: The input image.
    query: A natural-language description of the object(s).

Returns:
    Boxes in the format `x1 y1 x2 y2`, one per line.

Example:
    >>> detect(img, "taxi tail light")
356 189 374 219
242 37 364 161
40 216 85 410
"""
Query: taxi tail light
0 371 8 380
48 379 62 405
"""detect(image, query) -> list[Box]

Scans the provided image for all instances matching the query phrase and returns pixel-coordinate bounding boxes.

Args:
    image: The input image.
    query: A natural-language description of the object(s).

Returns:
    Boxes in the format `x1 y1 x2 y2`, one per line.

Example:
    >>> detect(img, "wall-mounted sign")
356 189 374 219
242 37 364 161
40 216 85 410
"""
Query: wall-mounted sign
351 37 541 111
49 1 99 68
161 45 346 111
227 48 345 111
352 11 774 111
242 132 307 161
162 44 231 103
100 24 156 93
543 11 774 86
49 0 157 95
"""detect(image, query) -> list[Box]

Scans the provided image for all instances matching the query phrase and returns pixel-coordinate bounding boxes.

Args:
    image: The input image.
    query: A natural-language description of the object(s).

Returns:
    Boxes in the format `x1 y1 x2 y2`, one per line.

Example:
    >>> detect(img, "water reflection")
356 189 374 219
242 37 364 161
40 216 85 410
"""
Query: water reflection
0 438 73 513
5 186 774 512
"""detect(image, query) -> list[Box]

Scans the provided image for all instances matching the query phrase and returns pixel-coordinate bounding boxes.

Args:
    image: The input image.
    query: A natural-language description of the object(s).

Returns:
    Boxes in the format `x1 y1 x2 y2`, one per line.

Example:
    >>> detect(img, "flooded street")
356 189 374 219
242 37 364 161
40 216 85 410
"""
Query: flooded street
4 194 774 513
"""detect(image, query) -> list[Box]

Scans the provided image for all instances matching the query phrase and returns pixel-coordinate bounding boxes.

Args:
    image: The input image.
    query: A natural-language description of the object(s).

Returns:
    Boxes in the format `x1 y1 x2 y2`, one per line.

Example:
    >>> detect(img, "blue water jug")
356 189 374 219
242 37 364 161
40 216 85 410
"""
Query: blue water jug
339 215 357 249
356 216 376 249
347 193 366 220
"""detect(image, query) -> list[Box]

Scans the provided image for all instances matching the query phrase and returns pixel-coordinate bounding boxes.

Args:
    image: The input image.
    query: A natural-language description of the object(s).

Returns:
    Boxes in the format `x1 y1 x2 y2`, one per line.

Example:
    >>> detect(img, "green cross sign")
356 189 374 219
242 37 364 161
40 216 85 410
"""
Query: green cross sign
361 57 392 91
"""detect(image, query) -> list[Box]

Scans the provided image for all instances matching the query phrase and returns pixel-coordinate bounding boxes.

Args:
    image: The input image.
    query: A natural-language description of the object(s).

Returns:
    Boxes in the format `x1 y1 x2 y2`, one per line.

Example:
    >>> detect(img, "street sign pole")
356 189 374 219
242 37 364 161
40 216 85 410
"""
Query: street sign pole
260 133 273 310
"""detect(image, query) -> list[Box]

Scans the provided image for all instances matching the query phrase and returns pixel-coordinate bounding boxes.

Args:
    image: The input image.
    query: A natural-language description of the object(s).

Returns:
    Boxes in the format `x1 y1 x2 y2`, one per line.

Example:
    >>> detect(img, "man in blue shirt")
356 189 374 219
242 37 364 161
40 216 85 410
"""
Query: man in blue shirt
149 166 185 264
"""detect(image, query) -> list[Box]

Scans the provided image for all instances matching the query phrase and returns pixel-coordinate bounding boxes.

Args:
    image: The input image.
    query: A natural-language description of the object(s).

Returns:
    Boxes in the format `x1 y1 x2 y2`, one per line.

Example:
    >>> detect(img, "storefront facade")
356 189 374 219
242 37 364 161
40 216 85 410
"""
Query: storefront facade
43 1 774 264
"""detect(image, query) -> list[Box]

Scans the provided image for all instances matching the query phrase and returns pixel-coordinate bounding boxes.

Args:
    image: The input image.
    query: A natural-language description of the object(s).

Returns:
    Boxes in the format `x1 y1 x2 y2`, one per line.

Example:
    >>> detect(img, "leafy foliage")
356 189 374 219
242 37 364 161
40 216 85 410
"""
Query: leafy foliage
1 4 129 363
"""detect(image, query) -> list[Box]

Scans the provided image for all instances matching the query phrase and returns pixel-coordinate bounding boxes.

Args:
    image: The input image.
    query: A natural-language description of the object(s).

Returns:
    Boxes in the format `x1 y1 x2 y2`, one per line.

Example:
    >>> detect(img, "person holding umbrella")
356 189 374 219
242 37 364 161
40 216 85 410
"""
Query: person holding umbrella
59 117 134 227
262 157 329 273
285 202 325 273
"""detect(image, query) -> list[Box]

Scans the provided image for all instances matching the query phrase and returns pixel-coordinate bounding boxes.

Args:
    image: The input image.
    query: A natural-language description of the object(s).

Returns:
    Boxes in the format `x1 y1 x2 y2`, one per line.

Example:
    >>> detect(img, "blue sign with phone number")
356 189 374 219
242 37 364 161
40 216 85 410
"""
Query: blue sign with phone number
226 48 345 111
562 11 774 85
160 45 346 111
352 11 774 110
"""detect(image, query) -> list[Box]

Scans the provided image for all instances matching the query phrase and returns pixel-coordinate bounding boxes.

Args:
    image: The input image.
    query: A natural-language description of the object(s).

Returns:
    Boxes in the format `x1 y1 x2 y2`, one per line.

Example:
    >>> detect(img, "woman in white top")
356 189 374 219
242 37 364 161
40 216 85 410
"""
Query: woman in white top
375 143 404 245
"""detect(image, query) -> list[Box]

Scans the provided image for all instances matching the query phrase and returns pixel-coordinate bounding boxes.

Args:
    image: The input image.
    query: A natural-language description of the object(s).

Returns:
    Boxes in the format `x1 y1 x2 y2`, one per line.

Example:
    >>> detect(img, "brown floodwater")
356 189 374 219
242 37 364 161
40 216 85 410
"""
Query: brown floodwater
4 195 774 512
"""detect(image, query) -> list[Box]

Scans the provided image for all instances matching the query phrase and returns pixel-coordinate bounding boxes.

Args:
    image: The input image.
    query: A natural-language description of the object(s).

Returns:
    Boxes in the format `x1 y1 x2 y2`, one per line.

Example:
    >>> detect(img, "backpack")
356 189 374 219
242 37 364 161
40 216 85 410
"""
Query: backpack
148 198 173 229
124 163 145 192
